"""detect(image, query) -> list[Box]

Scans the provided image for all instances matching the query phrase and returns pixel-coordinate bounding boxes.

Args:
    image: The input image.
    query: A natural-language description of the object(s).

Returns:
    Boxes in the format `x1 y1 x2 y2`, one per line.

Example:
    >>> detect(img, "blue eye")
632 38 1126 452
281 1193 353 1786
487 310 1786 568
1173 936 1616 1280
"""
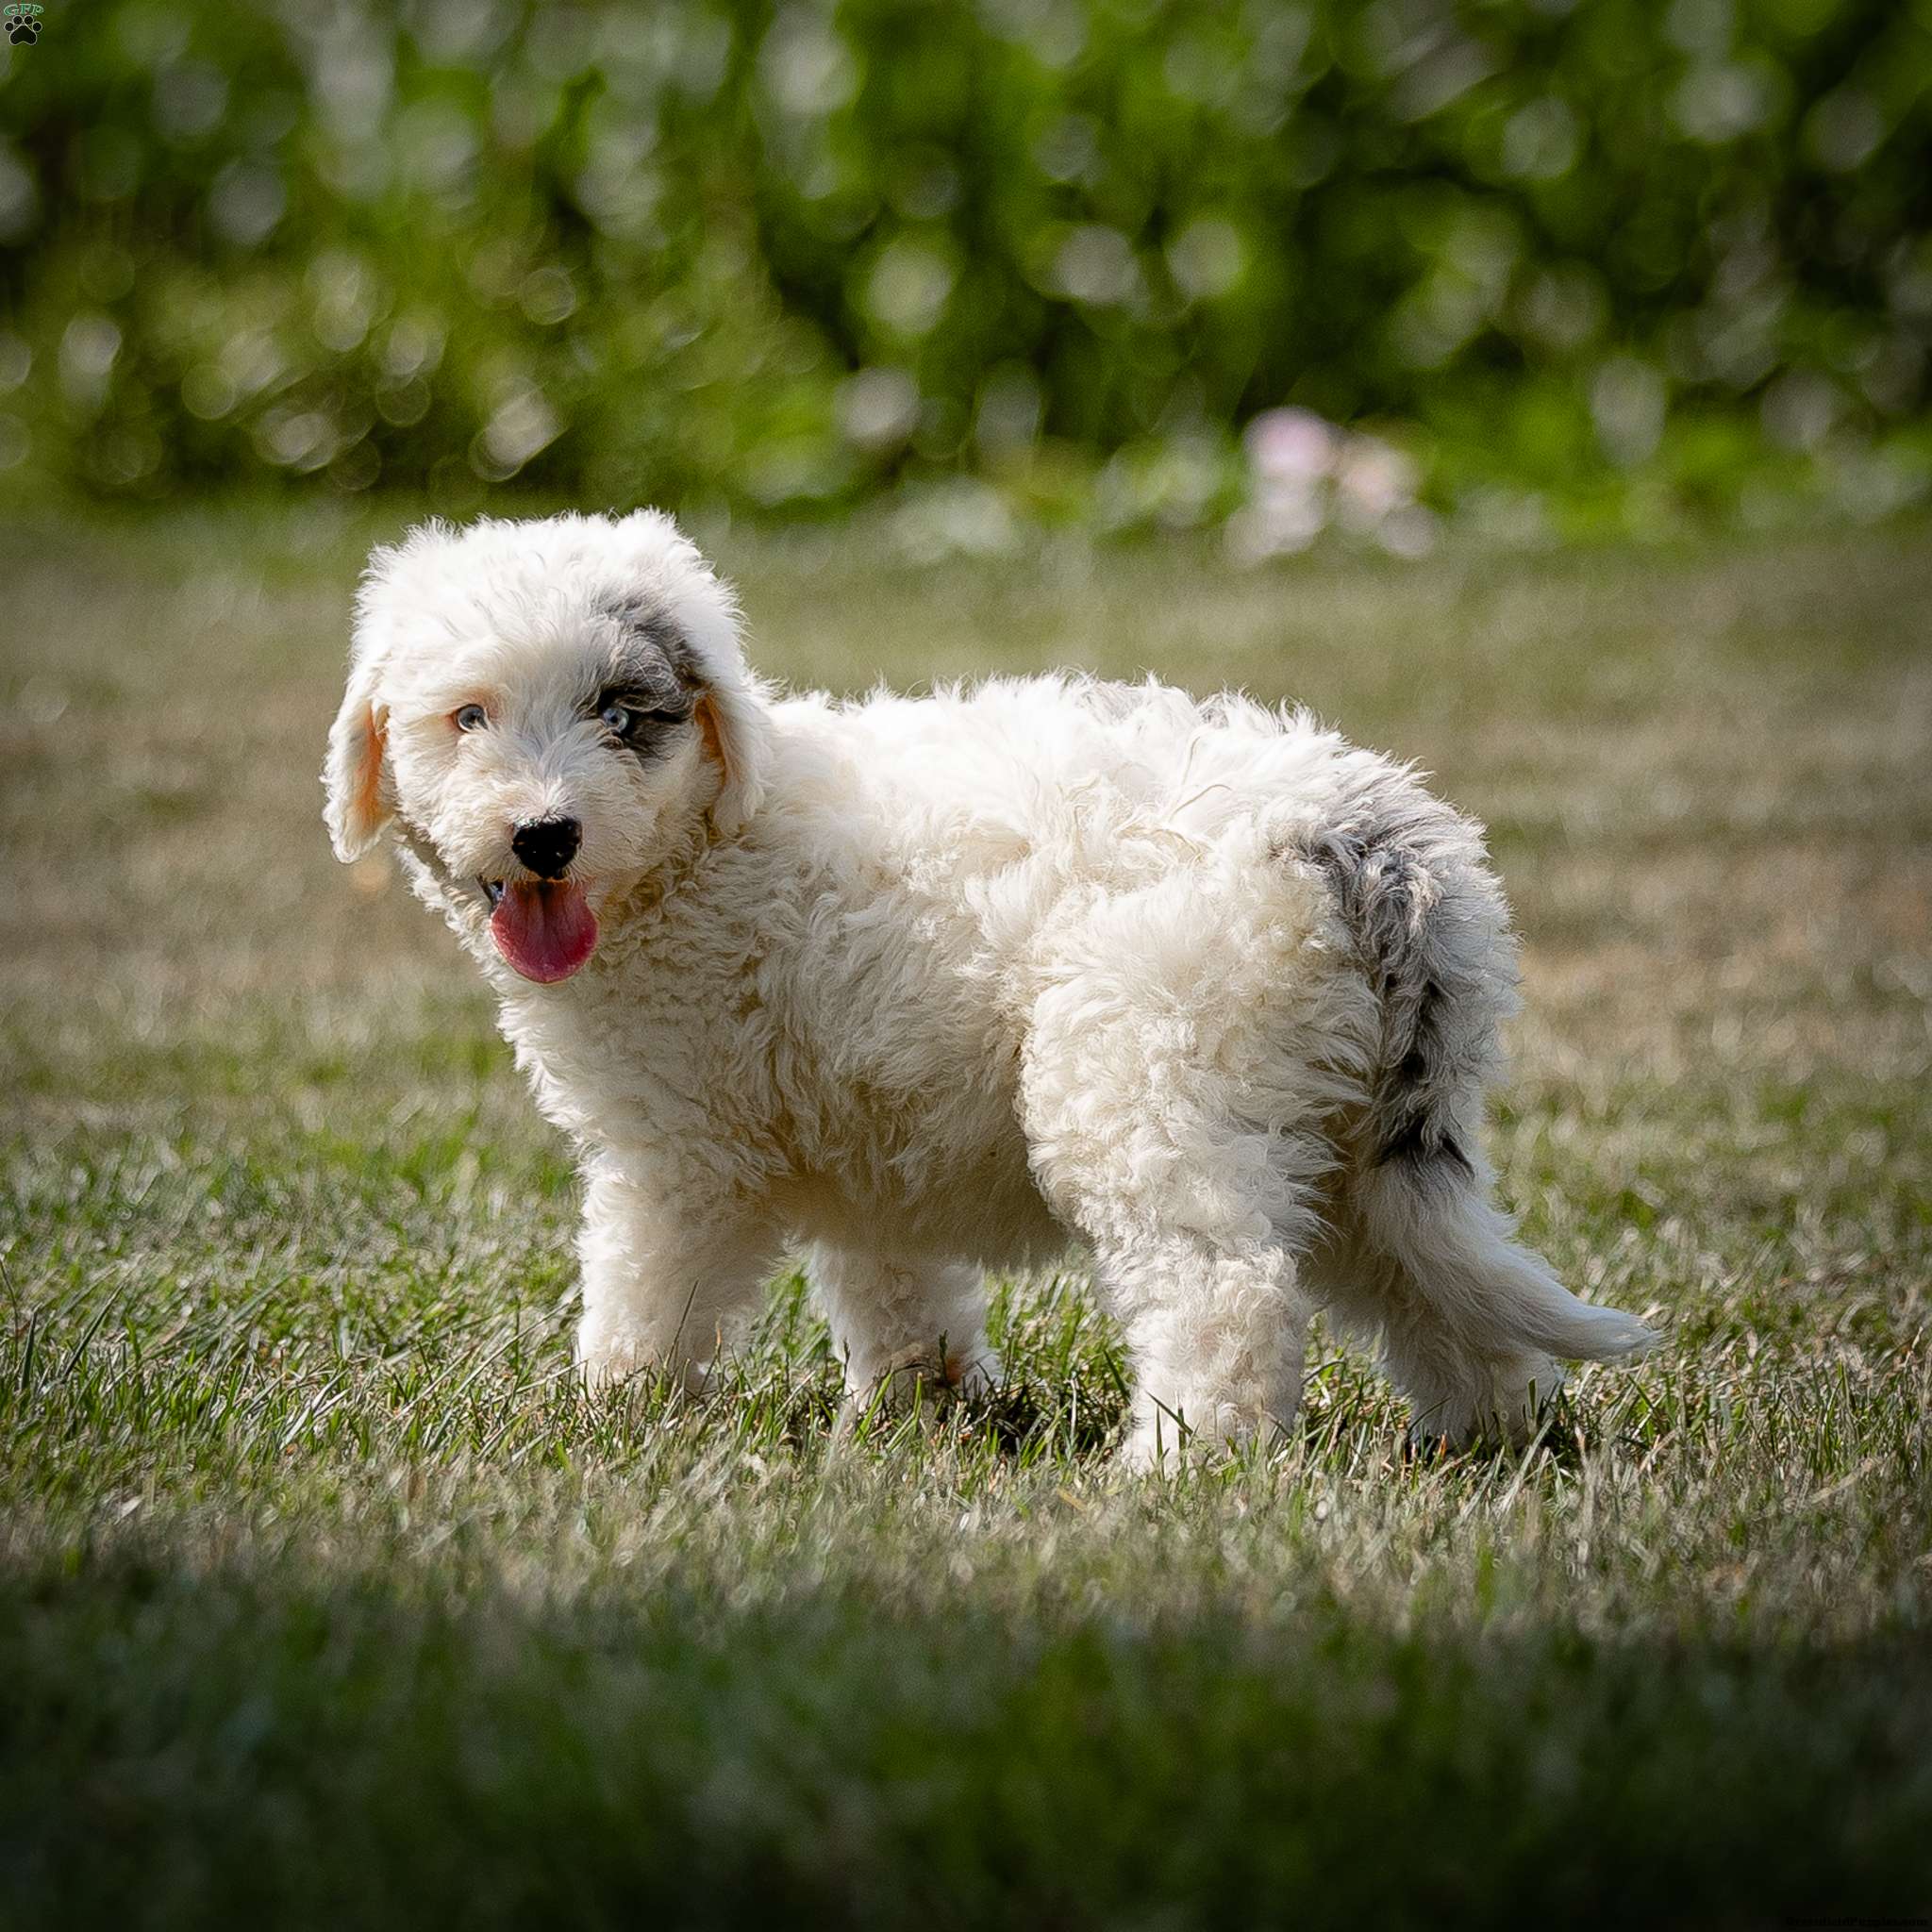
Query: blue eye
597 696 691 739
454 704 488 732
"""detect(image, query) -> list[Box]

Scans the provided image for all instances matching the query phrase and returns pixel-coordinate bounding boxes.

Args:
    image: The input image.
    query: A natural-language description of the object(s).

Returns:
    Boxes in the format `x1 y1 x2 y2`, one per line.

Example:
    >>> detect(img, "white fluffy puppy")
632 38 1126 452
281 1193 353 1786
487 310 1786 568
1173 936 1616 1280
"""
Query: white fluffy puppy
325 510 1652 1463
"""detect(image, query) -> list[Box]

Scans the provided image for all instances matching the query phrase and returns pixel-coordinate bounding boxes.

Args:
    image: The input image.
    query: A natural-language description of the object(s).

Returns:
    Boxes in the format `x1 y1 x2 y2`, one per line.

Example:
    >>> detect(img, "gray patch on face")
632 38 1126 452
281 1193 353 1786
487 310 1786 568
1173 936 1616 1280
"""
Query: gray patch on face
598 598 707 702
591 599 703 766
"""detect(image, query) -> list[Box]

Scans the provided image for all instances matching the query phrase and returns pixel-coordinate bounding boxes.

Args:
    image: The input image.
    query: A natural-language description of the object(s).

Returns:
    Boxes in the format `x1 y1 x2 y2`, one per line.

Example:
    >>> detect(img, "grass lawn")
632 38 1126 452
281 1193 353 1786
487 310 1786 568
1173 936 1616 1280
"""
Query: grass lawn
3 504 1929 1926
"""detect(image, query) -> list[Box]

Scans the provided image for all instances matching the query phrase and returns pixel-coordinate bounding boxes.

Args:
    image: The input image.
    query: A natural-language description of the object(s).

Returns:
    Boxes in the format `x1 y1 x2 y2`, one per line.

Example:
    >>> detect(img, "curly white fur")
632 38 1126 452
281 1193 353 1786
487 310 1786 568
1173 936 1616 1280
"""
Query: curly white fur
325 510 1654 1465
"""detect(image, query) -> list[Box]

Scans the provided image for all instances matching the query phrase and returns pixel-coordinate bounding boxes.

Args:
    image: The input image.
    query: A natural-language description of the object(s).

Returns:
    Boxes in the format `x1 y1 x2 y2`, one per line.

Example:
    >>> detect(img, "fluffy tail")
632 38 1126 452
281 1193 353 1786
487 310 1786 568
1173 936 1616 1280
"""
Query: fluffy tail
1357 1160 1657 1363
1310 819 1657 1366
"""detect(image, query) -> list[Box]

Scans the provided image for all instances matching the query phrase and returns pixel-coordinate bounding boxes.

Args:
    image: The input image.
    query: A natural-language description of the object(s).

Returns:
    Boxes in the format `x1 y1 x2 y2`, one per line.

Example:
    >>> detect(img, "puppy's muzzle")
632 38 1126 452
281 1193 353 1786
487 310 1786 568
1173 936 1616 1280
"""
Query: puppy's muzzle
510 816 581 879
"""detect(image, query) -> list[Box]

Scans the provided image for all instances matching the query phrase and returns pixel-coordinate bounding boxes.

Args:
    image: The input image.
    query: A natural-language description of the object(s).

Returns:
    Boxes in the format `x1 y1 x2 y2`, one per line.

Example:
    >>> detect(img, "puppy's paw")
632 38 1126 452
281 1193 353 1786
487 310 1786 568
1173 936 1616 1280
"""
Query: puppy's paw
575 1318 708 1398
1119 1388 1293 1473
1120 1418 1243 1474
1407 1355 1565 1456
839 1342 999 1430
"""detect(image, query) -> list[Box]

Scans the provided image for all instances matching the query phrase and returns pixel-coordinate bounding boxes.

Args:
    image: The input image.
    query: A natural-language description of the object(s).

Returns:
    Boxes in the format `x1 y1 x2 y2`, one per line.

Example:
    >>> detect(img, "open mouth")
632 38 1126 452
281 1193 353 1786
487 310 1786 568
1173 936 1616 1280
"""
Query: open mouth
478 876 598 984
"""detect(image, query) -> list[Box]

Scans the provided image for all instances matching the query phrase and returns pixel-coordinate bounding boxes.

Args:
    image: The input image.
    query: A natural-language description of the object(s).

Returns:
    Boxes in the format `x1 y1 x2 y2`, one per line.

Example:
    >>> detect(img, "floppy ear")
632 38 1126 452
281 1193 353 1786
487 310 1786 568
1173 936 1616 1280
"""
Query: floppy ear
617 508 771 837
323 658 391 861
692 677 769 838
324 562 401 862
325 537 424 860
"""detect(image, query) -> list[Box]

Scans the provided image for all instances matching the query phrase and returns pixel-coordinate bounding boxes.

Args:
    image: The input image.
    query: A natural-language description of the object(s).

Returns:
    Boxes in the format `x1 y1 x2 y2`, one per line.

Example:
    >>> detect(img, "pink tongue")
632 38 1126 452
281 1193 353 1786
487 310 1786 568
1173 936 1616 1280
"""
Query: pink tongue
490 880 598 983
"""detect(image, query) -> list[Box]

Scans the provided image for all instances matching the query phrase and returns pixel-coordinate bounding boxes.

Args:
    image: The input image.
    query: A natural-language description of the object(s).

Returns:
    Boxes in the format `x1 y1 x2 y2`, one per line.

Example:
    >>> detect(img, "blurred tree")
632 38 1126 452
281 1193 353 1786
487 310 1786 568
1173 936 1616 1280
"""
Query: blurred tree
0 0 1924 534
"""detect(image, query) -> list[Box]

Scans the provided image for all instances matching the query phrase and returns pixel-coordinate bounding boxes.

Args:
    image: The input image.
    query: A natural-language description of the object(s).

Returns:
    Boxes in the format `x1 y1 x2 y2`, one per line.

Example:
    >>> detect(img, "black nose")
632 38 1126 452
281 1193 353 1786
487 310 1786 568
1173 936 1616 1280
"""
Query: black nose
510 816 581 879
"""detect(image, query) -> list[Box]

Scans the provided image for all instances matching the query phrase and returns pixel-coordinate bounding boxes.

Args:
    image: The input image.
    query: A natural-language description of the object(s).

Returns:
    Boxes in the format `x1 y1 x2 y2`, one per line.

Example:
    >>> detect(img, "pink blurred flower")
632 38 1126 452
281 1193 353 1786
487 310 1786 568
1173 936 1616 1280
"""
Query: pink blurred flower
1243 407 1339 483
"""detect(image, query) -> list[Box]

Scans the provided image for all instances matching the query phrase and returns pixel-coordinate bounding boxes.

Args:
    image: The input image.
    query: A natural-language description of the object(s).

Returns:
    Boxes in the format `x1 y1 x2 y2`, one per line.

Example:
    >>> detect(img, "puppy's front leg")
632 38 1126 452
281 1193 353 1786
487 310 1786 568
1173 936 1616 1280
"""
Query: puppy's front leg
806 1243 999 1420
574 1155 774 1394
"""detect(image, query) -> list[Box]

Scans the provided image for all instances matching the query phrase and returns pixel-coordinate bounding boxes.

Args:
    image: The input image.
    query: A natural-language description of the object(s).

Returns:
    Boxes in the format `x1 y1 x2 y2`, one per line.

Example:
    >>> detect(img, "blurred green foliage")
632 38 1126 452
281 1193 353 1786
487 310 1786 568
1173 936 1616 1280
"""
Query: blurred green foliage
0 0 1927 536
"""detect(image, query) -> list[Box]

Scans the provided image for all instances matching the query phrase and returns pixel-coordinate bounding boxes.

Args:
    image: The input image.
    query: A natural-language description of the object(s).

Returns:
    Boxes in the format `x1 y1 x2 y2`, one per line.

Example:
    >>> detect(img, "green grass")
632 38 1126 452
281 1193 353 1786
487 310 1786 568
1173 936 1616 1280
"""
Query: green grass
3 507 1931 1926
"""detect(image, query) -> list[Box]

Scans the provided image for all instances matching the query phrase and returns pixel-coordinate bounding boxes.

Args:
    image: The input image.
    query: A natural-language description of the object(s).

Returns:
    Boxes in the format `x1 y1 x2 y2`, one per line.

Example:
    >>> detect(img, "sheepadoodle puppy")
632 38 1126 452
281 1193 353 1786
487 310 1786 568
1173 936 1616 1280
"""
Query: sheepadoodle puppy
325 510 1653 1464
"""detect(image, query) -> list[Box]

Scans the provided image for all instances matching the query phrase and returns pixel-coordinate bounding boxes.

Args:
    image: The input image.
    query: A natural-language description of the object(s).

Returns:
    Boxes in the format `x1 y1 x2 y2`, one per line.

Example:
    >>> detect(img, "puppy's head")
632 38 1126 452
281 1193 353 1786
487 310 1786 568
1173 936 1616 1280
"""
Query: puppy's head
324 509 766 985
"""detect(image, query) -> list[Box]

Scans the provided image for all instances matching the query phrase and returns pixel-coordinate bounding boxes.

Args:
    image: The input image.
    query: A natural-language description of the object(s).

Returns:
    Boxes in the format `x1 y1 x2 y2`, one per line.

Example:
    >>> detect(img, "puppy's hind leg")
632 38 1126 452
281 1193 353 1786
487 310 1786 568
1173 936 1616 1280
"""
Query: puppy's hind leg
1092 1231 1311 1470
1018 874 1333 1470
1025 1086 1320 1467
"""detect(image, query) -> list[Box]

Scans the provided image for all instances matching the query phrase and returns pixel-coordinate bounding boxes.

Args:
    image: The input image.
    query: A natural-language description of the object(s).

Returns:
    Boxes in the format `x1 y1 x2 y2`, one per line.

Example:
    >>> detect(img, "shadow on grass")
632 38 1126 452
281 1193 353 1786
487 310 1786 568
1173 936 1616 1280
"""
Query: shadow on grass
7 1541 1929 1928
